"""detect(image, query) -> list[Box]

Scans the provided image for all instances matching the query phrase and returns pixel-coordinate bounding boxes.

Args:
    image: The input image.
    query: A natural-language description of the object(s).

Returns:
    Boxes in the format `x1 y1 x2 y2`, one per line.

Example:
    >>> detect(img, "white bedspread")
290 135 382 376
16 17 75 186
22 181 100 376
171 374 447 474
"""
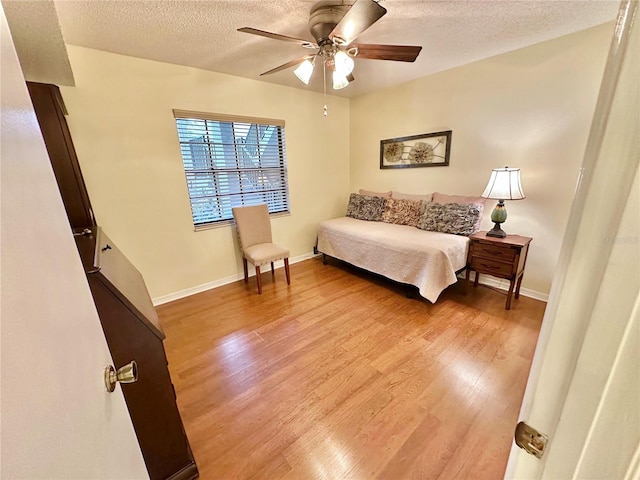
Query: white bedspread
317 217 469 303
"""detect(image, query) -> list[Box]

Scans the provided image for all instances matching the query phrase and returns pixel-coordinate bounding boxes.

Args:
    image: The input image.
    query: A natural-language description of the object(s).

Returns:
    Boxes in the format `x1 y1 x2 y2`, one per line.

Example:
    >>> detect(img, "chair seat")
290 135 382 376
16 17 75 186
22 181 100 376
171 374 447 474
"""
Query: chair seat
244 243 290 267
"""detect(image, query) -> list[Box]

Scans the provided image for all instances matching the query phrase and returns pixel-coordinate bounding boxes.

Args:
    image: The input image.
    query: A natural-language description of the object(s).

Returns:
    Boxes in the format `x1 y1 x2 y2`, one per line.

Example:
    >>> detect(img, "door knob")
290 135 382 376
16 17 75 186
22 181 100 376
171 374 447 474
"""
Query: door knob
104 361 138 392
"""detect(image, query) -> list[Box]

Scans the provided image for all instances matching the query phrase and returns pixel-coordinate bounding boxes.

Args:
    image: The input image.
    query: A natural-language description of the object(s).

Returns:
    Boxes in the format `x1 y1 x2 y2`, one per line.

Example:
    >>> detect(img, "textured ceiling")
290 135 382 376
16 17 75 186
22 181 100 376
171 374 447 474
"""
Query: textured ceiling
12 0 622 97
3 0 74 86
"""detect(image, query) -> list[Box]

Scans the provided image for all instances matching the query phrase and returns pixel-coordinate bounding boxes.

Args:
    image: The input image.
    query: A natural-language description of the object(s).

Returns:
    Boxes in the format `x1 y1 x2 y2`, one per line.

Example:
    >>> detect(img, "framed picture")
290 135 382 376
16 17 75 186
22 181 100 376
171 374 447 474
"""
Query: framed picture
380 130 452 169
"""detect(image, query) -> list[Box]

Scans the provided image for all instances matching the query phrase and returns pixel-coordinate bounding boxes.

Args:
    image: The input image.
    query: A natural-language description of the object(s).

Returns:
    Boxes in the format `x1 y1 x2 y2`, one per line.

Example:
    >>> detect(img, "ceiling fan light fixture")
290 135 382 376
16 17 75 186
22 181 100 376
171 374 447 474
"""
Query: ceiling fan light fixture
239 0 423 97
334 50 355 76
293 58 314 84
332 71 349 90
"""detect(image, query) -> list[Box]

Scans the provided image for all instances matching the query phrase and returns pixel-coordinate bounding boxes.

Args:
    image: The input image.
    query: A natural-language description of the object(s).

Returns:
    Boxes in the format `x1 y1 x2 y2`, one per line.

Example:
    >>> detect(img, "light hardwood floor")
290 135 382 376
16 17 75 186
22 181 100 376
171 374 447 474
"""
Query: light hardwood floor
157 257 545 480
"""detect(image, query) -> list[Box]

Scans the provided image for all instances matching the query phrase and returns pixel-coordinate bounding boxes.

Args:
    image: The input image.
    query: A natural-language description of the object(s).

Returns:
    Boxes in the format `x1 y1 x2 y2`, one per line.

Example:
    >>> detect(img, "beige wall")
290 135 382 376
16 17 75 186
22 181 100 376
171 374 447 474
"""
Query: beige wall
349 23 613 295
62 23 612 300
62 46 350 300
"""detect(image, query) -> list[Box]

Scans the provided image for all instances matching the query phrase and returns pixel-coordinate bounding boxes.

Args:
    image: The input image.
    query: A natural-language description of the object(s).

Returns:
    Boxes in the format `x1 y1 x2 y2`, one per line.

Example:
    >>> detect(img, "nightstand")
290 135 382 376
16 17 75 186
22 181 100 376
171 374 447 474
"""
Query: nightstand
466 231 532 310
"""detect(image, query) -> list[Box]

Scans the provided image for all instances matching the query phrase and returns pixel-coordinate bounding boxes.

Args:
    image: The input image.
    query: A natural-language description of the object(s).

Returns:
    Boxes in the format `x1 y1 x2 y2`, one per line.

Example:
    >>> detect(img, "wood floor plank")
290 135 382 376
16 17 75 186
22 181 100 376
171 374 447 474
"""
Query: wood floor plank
157 257 545 479
282 376 396 480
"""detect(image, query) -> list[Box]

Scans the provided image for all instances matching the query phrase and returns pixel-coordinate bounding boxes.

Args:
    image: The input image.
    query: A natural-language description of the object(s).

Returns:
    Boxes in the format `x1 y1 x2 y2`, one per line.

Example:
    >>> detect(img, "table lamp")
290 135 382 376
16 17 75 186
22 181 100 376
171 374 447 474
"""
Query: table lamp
481 166 525 238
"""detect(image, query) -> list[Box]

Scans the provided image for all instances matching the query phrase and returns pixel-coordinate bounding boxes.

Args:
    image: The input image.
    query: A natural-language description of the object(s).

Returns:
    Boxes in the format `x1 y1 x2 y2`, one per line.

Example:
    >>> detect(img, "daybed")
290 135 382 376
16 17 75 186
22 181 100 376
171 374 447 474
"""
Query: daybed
316 190 486 303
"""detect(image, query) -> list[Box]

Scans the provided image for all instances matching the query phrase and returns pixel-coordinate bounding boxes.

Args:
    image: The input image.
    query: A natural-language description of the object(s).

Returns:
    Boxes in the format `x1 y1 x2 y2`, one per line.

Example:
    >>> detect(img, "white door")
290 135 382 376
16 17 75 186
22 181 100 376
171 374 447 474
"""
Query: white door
505 0 640 478
0 7 148 479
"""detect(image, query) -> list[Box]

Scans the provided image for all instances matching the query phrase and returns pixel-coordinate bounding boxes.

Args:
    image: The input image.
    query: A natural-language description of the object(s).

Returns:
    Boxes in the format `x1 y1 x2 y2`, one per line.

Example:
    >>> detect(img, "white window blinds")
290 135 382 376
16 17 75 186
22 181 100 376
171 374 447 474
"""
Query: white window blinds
173 110 290 228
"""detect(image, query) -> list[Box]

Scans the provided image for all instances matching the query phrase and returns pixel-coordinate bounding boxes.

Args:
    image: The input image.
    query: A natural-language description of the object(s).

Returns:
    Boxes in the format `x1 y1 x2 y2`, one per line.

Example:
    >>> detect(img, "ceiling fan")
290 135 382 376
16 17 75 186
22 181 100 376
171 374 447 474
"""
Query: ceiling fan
238 0 422 91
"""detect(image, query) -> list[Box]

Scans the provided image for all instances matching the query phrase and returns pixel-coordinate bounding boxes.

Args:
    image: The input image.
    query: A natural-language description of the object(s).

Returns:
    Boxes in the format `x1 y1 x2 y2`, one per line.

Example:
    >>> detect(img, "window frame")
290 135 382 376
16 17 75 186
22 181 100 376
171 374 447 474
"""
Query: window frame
173 110 290 230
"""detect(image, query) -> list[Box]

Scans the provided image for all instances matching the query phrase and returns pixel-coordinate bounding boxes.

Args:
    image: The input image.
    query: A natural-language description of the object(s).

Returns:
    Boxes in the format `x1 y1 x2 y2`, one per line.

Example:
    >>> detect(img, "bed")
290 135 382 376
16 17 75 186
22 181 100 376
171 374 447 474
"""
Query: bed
317 216 470 302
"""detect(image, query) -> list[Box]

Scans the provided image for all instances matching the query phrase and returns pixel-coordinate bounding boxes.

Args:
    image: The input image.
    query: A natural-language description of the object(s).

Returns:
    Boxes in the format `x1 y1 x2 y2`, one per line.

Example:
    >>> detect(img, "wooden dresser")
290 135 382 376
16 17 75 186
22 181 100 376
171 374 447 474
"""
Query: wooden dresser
466 231 532 310
75 228 197 480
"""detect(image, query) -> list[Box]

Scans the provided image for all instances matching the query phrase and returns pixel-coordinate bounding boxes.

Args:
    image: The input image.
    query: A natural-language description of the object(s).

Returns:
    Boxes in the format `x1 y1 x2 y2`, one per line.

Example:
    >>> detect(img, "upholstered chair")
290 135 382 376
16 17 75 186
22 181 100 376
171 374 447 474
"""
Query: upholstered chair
232 204 290 294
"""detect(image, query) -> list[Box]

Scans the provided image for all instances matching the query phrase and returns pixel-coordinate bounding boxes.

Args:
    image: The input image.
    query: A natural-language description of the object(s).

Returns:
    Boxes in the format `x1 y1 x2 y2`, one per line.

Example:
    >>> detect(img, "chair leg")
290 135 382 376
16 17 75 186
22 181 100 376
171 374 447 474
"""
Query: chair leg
284 258 290 285
255 266 262 294
242 258 248 283
271 262 275 276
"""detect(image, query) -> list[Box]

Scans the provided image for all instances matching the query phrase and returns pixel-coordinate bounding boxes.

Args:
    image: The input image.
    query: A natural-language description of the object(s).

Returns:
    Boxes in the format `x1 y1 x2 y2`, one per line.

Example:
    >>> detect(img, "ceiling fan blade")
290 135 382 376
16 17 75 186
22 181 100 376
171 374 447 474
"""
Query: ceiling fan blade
238 27 317 48
351 44 422 62
260 55 314 76
329 0 386 46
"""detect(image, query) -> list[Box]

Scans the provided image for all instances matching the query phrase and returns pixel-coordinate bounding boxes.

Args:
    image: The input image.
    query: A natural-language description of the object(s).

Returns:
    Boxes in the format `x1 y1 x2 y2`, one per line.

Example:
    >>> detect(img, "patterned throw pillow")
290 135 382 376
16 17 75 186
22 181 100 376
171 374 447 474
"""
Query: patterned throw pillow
431 193 485 232
381 198 423 226
417 202 482 236
345 193 386 221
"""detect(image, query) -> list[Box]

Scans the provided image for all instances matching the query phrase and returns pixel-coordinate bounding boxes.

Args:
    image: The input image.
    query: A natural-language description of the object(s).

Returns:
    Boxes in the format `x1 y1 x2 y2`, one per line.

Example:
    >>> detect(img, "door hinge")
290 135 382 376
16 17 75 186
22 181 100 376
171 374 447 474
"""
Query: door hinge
515 421 548 459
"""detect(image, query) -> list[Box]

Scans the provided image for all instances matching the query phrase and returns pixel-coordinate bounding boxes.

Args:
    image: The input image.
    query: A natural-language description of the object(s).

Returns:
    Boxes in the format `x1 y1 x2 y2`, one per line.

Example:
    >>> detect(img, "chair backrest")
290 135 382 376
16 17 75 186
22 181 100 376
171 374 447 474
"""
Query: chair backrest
232 204 273 250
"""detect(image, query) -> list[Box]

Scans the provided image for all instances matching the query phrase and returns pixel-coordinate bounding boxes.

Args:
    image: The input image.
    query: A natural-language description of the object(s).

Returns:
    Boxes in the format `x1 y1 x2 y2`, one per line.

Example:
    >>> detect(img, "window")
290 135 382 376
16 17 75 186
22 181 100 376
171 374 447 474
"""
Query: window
173 110 290 228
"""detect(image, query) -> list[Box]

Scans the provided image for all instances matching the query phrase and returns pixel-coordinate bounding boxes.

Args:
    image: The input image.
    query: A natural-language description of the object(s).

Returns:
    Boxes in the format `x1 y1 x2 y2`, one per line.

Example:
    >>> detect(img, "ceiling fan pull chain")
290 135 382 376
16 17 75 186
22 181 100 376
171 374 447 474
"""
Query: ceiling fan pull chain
323 61 328 117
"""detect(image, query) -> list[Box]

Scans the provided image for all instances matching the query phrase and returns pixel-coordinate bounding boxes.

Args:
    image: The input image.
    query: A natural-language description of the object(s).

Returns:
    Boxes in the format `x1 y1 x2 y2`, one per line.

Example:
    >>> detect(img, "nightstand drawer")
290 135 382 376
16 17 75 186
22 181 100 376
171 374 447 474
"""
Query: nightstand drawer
469 257 514 277
470 243 517 262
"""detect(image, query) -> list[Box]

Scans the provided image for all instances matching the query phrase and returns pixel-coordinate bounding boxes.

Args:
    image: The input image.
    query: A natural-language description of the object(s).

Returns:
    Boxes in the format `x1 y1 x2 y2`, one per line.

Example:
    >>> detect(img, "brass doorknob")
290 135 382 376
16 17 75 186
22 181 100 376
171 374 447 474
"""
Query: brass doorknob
104 361 138 392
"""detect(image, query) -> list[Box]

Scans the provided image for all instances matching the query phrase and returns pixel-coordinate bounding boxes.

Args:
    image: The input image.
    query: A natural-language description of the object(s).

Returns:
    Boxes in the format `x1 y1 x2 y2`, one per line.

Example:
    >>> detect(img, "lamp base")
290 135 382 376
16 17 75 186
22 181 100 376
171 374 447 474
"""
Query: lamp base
486 222 507 238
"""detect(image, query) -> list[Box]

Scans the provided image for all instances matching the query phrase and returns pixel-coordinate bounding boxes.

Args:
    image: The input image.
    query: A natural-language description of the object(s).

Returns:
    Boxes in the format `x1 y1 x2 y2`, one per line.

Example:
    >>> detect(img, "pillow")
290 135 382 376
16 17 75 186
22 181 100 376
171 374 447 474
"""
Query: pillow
346 193 386 221
391 191 432 202
432 192 486 206
431 192 486 232
381 198 423 227
417 202 482 236
359 189 392 198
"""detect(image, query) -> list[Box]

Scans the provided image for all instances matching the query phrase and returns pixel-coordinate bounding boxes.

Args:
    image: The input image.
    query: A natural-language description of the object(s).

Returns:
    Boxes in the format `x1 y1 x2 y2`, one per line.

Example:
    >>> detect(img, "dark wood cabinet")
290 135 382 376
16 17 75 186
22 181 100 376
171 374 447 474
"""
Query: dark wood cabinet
27 82 96 229
75 228 197 480
28 81 198 479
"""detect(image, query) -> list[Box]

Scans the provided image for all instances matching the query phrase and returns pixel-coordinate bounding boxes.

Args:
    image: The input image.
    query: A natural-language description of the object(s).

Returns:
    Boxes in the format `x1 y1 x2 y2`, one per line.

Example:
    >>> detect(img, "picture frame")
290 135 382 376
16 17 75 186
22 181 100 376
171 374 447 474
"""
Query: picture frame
380 130 452 169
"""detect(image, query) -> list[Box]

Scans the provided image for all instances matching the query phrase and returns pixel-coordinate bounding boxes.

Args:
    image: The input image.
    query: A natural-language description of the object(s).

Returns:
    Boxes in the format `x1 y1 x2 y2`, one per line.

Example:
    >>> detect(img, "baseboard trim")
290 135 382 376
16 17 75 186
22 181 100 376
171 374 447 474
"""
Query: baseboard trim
154 256 548 306
152 253 318 306
459 273 549 303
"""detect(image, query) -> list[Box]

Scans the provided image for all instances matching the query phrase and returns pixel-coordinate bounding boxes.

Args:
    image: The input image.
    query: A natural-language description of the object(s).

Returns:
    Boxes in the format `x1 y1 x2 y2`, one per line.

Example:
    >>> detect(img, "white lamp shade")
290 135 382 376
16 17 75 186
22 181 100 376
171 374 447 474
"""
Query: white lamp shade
481 167 525 200
293 59 314 85
334 50 354 76
332 71 349 90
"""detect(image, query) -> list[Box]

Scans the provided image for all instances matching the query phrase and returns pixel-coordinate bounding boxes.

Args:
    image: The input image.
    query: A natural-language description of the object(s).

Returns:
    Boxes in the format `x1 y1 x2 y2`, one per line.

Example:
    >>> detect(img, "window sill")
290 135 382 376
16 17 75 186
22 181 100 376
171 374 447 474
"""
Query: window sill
193 211 291 232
